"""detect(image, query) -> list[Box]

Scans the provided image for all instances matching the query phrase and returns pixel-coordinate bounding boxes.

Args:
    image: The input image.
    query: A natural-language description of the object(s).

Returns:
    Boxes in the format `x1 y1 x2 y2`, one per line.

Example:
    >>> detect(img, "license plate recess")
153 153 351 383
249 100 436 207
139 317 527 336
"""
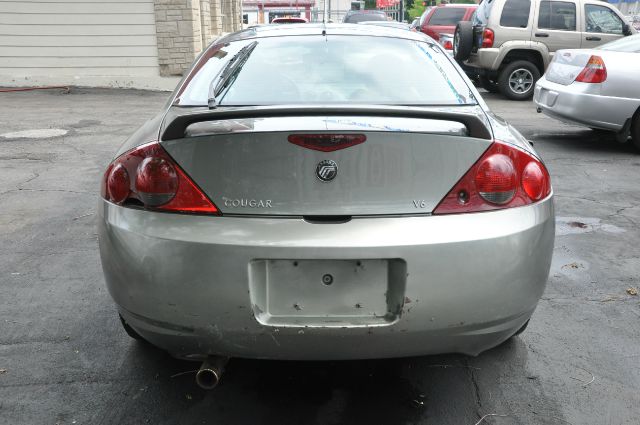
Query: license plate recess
249 259 407 327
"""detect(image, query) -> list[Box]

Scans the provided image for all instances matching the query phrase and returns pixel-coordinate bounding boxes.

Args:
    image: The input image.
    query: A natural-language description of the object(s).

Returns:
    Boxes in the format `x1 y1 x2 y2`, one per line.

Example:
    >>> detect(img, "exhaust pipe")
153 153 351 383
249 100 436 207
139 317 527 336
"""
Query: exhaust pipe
195 356 229 390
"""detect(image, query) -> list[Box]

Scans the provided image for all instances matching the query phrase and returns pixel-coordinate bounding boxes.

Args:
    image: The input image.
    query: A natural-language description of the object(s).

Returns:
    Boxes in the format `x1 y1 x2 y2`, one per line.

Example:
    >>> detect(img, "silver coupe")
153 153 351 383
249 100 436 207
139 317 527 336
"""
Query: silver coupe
98 24 555 389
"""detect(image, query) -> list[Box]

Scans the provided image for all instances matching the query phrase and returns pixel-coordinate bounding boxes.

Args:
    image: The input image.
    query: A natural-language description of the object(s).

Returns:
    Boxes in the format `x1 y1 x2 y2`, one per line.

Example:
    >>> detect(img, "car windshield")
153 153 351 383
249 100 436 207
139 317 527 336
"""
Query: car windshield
176 35 475 106
598 33 640 52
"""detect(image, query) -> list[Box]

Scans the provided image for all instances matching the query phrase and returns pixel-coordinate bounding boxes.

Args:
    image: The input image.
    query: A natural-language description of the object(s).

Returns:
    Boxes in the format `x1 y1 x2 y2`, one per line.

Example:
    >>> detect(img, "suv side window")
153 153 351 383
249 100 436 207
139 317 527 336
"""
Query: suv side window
429 8 467 26
538 1 576 31
585 4 624 34
500 0 531 28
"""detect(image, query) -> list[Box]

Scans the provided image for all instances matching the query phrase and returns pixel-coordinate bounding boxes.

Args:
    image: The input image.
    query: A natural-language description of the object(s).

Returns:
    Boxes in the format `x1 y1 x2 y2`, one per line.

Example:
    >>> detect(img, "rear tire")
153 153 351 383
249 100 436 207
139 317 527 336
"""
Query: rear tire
479 75 500 93
119 314 145 341
454 22 474 62
498 61 541 100
513 319 529 336
632 113 640 151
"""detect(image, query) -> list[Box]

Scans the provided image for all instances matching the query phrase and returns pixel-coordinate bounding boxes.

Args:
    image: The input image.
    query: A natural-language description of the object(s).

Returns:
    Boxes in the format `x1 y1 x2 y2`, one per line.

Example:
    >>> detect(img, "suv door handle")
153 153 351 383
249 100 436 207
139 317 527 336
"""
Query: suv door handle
535 32 549 37
585 36 601 41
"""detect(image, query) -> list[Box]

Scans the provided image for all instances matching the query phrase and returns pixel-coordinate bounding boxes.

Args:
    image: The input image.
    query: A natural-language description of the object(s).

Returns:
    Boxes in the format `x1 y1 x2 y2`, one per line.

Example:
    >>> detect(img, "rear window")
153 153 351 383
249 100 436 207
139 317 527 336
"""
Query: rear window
428 8 467 26
343 12 387 23
176 36 474 106
420 7 434 25
473 0 495 26
538 1 576 31
500 0 531 28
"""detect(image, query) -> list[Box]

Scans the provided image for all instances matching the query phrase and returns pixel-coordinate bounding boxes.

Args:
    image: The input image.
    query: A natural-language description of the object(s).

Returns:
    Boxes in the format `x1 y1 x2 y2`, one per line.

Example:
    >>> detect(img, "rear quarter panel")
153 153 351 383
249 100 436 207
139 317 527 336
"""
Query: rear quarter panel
599 51 640 100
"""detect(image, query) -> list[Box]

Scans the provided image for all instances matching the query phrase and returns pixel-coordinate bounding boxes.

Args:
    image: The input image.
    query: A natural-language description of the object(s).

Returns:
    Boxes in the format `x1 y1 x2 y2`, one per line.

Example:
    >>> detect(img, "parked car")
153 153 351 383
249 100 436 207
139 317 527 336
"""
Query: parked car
419 4 477 41
358 21 411 30
439 32 455 54
99 24 554 389
271 17 308 24
534 34 640 149
455 0 635 100
625 14 640 31
343 10 387 23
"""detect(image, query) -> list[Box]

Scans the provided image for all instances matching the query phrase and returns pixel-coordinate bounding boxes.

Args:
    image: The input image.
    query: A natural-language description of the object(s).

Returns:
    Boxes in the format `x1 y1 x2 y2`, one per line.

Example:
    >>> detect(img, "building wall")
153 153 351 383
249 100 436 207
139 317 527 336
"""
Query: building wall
154 0 243 76
0 0 160 78
0 0 243 88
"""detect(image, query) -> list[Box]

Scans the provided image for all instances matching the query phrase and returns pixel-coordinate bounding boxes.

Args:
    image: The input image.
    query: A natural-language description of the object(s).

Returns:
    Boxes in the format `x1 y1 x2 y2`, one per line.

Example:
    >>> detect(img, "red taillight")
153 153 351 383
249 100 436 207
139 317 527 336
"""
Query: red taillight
475 154 517 205
433 141 551 215
575 55 607 84
101 141 218 214
481 28 494 48
106 163 130 205
443 40 453 50
288 134 366 152
521 161 548 201
135 157 178 206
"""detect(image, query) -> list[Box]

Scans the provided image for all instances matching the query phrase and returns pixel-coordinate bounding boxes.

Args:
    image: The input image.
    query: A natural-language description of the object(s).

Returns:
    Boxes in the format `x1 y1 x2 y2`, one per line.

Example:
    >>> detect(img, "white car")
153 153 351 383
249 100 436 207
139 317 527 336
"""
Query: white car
534 34 640 149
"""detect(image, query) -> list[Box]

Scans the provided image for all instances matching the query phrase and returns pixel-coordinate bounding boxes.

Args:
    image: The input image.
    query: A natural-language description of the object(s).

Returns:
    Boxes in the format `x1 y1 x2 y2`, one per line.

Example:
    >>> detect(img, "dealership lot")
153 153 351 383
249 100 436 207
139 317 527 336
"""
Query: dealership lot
1 88 639 425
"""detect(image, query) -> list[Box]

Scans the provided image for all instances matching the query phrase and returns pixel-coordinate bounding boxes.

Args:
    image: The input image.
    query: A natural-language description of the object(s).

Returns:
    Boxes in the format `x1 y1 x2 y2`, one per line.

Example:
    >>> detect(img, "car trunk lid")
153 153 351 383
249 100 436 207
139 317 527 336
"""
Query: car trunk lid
545 50 595 85
159 106 493 216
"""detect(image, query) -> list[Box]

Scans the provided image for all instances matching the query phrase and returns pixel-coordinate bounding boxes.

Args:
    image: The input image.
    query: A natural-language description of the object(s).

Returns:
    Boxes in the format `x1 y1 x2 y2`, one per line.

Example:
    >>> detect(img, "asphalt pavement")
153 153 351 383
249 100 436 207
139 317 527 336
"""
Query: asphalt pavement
1 88 639 425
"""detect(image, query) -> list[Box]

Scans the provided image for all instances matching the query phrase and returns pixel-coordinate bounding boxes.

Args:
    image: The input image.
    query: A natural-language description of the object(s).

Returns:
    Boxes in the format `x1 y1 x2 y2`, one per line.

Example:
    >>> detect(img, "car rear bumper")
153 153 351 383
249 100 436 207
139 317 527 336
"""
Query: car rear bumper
98 197 555 360
534 77 638 132
466 48 501 72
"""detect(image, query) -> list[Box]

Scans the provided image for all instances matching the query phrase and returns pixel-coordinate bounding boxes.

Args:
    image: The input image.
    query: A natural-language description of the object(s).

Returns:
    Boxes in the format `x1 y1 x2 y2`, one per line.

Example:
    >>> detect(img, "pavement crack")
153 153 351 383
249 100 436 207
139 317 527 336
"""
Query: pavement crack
5 188 94 195
466 358 483 413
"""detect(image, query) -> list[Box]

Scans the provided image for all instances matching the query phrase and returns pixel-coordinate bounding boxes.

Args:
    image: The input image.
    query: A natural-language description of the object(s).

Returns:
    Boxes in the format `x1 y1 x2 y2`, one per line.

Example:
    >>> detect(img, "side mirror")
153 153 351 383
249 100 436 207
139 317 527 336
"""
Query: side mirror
623 23 632 36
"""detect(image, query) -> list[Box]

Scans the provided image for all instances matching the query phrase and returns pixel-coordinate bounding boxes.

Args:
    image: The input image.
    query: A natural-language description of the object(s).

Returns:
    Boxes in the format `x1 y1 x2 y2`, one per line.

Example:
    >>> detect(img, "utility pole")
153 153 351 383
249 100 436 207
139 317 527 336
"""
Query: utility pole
323 0 329 22
398 0 404 22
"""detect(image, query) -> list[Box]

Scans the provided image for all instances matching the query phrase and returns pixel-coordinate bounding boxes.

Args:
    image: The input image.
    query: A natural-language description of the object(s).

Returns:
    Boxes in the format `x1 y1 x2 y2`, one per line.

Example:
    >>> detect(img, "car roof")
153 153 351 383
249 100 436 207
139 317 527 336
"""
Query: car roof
220 23 432 44
345 9 386 14
434 3 477 7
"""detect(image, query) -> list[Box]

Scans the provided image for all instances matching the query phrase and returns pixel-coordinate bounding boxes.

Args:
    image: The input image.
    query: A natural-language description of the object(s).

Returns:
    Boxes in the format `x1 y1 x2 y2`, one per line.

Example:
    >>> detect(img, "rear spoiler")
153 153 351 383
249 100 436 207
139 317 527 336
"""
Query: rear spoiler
160 105 493 141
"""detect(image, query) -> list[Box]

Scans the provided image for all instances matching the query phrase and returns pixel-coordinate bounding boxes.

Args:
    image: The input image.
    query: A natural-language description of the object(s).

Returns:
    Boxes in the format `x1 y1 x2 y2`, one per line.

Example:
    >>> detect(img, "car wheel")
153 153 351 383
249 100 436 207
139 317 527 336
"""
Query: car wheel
119 314 145 341
632 112 640 151
454 22 473 62
479 75 500 93
498 61 541 101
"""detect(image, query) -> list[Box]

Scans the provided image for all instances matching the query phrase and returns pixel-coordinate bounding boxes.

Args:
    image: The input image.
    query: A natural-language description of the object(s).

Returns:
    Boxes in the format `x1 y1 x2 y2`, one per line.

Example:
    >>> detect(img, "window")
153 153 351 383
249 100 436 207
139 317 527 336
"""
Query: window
538 1 576 31
428 8 467 26
420 7 434 25
500 0 531 28
585 4 624 34
473 0 495 26
177 36 475 106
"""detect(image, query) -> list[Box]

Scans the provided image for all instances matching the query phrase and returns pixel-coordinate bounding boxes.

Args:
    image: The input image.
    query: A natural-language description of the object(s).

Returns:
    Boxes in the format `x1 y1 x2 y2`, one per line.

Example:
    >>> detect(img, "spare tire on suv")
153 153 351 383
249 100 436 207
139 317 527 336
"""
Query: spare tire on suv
454 22 473 62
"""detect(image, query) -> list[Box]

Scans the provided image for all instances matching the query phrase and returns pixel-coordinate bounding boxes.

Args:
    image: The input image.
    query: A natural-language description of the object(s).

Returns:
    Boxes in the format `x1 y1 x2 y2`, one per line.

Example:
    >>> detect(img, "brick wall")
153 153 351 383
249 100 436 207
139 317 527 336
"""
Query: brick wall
154 0 242 77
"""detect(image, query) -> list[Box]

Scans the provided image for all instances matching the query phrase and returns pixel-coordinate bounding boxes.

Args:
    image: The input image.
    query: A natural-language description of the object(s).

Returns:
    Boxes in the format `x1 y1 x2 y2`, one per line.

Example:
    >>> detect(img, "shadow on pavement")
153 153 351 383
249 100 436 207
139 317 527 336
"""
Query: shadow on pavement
98 337 535 425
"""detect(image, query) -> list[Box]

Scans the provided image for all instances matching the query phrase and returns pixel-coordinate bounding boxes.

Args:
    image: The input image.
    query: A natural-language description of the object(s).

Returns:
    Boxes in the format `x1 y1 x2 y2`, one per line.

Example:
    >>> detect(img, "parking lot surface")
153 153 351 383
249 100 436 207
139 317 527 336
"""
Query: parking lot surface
1 88 639 425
